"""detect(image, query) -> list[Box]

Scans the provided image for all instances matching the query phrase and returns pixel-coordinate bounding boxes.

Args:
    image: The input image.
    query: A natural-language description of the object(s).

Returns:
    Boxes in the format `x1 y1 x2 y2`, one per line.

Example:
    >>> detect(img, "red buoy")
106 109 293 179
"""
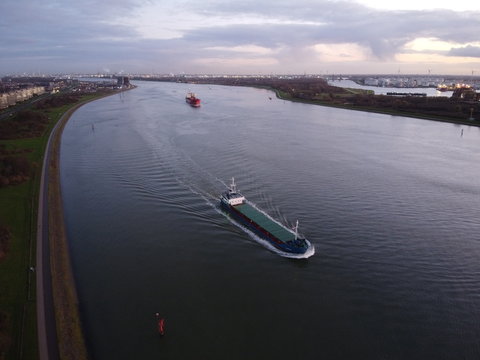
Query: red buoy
155 313 165 336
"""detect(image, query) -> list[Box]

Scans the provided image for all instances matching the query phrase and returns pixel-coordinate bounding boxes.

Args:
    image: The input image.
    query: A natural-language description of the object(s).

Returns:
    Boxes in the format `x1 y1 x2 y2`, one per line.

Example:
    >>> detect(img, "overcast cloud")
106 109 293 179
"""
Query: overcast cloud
1 0 479 74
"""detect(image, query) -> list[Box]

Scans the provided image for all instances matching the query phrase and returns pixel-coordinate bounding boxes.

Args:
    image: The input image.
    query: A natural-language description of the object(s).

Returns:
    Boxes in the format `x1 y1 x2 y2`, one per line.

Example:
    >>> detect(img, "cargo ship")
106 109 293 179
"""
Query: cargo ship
220 178 313 255
185 92 201 107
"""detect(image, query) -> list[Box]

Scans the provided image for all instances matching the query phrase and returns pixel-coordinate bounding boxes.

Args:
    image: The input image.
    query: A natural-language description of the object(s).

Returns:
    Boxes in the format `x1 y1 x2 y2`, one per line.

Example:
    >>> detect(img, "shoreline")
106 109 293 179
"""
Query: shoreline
41 88 134 360
47 101 90 360
269 88 479 128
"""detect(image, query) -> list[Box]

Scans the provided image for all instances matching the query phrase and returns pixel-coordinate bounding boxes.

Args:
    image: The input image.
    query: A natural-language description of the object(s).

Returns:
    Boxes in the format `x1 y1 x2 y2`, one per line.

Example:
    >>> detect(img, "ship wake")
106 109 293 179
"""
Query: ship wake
176 177 316 259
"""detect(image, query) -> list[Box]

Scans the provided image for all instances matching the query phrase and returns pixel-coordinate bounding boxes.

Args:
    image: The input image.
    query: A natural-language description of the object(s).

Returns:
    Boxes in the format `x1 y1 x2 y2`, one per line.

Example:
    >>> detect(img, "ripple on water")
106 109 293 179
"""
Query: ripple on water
60 81 480 360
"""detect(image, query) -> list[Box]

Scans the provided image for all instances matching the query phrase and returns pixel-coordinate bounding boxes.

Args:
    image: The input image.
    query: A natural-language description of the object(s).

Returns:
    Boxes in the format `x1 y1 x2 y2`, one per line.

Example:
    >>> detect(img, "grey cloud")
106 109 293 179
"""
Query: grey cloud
448 45 480 58
0 0 140 56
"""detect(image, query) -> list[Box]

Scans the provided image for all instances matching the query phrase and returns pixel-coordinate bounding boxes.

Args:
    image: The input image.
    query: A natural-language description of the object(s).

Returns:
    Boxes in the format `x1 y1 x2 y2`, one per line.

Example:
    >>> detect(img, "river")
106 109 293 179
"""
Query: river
328 79 453 97
61 81 480 359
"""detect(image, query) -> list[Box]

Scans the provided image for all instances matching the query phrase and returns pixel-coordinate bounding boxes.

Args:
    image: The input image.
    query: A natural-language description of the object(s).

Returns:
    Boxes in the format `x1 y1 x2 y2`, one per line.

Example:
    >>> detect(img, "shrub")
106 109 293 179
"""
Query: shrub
0 224 11 260
0 156 31 187
0 110 49 139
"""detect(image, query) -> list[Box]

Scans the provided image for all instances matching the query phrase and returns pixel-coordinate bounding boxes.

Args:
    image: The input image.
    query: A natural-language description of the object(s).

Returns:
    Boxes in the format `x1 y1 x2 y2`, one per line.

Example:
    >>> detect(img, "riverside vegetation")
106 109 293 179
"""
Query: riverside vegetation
0 90 116 360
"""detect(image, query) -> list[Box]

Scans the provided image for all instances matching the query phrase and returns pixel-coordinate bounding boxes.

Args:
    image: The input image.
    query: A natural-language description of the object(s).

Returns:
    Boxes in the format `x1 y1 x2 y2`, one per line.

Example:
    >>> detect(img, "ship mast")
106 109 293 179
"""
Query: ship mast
294 220 299 240
230 177 237 193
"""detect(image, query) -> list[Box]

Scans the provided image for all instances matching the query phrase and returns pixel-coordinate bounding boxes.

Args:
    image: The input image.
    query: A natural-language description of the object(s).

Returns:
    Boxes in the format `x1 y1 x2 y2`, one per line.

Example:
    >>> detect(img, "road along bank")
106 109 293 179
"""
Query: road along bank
37 88 135 360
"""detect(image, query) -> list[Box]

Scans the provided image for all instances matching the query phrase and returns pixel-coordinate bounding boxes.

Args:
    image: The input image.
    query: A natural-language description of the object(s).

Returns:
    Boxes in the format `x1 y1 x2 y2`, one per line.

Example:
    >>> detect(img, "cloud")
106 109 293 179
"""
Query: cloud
448 45 480 58
205 45 277 55
311 43 372 62
1 0 480 74
176 3 480 61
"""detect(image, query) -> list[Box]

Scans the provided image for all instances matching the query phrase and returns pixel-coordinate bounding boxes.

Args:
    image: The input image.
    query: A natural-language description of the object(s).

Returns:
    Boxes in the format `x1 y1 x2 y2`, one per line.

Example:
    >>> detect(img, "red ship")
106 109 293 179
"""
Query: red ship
185 92 201 107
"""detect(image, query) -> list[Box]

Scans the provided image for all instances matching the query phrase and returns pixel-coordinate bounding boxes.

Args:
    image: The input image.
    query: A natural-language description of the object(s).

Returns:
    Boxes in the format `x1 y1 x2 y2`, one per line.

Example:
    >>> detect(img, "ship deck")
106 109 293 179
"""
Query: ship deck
234 202 295 242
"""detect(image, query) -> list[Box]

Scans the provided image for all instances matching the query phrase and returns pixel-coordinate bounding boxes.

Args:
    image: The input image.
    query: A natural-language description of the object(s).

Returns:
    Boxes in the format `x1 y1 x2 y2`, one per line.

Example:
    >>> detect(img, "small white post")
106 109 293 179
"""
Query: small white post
294 220 299 240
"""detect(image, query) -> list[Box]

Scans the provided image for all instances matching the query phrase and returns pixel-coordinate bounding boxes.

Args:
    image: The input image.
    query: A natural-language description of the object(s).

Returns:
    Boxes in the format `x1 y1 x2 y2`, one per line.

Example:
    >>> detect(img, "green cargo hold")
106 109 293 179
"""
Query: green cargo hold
234 203 296 242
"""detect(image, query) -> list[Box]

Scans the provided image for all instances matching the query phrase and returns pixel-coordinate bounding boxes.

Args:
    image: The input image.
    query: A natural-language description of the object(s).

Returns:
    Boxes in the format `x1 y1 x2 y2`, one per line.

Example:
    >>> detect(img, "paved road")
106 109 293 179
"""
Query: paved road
36 112 65 360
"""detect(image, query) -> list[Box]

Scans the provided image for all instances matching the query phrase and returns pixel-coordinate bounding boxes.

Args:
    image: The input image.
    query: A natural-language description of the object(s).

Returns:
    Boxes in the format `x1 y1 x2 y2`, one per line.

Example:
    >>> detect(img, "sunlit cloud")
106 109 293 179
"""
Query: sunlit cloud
396 52 477 64
193 57 279 67
405 38 455 52
205 45 277 55
311 43 372 62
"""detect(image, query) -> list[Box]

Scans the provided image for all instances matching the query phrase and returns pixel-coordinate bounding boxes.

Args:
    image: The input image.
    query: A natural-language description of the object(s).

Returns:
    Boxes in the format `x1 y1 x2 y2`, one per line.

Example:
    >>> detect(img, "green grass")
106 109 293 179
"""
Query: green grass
0 175 37 360
343 87 374 95
0 136 40 360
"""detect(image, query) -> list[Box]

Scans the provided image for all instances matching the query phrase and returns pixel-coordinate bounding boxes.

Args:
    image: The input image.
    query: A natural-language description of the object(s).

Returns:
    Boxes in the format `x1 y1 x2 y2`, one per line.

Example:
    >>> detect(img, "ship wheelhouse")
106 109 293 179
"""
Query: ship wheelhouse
221 178 246 206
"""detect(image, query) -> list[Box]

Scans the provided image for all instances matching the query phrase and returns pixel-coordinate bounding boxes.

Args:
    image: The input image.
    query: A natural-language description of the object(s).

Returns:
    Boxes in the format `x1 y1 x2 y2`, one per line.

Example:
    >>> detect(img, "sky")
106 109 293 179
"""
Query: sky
1 0 480 75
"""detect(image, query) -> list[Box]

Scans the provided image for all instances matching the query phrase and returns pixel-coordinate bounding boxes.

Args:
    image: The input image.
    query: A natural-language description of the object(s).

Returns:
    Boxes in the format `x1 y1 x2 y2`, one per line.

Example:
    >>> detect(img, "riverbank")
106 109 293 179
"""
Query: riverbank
271 88 480 127
0 88 133 360
44 89 136 360
47 101 91 360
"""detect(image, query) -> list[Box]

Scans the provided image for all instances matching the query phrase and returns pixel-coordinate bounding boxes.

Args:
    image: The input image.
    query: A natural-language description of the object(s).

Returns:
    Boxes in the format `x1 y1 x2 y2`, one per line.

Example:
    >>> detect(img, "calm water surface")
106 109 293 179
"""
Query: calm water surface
329 79 453 96
61 81 480 359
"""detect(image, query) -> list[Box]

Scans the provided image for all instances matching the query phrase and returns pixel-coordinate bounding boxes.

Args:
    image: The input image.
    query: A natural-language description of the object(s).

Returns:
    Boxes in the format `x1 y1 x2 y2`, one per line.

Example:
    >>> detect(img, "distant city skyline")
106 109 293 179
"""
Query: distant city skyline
1 0 479 76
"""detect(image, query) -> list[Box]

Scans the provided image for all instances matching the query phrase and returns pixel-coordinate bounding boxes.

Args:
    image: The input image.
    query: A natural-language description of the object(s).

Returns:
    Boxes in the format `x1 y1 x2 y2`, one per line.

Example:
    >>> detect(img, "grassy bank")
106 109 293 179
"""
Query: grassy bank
272 88 480 127
0 91 121 360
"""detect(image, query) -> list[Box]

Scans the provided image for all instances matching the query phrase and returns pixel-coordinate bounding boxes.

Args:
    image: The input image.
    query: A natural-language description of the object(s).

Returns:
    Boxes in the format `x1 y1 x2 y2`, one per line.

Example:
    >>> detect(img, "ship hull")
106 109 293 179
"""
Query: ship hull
185 93 201 107
186 100 201 107
220 201 309 254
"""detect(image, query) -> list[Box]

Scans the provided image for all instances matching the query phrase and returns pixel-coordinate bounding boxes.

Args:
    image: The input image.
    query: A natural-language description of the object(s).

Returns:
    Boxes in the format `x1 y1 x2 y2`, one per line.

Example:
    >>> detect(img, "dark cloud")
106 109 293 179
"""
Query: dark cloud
448 45 480 58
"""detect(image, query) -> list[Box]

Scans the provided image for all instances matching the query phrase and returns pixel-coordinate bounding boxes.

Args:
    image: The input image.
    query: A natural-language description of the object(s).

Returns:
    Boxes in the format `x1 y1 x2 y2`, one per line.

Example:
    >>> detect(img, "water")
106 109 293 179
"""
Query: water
329 79 453 97
61 81 480 359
